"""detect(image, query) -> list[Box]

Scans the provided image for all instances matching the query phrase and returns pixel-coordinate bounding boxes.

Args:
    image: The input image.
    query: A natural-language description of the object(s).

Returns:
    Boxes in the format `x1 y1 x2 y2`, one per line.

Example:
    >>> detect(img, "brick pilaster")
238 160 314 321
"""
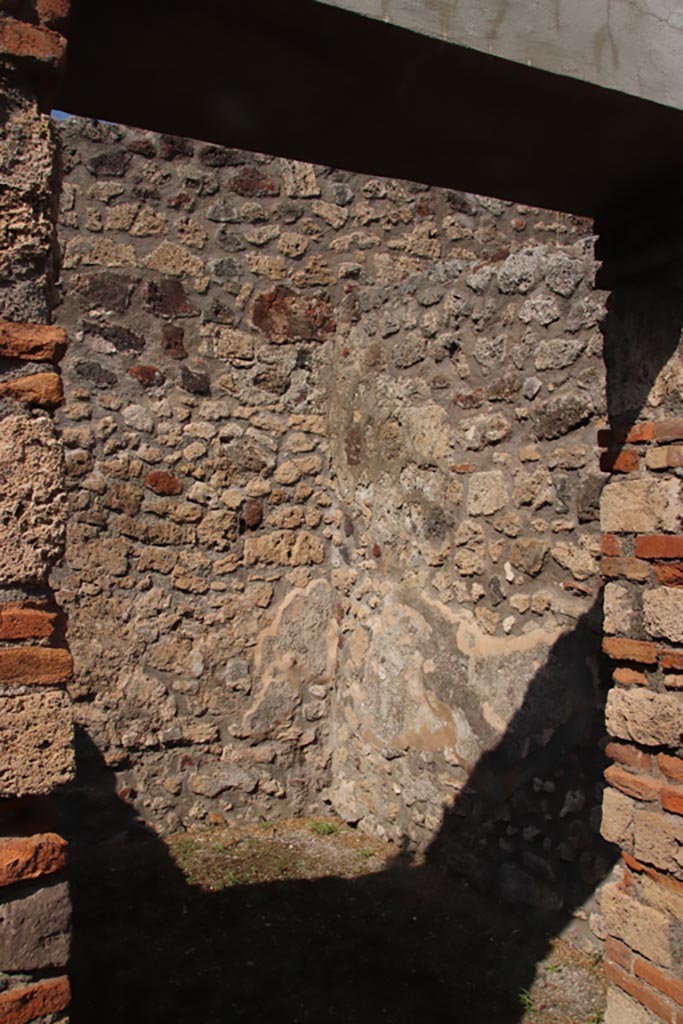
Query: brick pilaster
597 210 683 1024
0 7 74 1022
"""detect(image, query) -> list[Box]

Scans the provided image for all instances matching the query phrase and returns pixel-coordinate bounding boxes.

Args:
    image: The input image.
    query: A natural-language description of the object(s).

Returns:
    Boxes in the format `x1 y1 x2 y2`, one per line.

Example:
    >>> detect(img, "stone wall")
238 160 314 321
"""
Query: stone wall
51 116 617 925
0 5 74 1023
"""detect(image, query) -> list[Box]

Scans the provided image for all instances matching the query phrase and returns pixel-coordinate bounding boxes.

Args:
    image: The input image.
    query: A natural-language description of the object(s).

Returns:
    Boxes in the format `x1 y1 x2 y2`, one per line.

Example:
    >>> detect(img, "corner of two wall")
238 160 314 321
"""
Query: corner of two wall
1 8 683 1022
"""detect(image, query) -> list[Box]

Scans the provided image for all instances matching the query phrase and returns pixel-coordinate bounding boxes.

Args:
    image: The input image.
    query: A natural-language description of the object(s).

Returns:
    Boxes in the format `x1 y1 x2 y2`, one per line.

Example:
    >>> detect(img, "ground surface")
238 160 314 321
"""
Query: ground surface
67 816 606 1024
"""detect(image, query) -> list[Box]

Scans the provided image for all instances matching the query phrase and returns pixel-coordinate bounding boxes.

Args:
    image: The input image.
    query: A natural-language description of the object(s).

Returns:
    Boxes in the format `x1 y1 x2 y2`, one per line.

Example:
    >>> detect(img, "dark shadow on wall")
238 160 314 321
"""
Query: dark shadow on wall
426 594 614 919
601 281 683 427
59 596 614 1024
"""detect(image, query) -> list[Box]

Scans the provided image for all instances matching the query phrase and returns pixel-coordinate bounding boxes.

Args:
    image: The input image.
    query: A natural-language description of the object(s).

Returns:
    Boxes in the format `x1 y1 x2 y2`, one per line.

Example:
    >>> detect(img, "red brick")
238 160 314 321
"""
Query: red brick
662 786 683 817
0 976 70 1024
664 674 683 690
654 419 683 443
0 17 65 67
603 637 659 664
605 961 675 1024
661 650 683 671
634 958 683 1008
604 764 663 802
598 423 654 445
144 470 182 496
602 556 650 581
629 422 655 443
606 936 634 971
602 534 624 557
0 647 72 686
0 372 63 409
658 755 683 783
451 464 477 473
600 450 640 473
655 562 683 587
612 667 648 687
606 741 653 772
636 537 683 560
0 322 67 363
0 603 59 642
35 0 70 30
0 833 67 887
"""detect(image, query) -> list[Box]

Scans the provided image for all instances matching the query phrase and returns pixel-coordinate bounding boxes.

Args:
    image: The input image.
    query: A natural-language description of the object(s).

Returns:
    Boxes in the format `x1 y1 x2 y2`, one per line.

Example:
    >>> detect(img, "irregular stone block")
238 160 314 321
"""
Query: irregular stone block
0 690 74 797
243 530 324 566
467 470 508 516
250 285 334 343
510 537 548 576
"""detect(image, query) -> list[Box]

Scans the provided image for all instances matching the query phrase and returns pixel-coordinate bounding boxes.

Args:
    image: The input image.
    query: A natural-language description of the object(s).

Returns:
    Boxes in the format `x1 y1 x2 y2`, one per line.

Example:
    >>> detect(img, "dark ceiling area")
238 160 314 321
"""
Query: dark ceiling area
58 0 683 217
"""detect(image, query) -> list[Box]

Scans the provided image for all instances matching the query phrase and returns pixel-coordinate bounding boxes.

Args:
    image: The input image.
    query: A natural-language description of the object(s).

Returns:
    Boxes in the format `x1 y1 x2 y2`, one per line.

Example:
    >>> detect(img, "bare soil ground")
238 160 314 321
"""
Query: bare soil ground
67 816 606 1024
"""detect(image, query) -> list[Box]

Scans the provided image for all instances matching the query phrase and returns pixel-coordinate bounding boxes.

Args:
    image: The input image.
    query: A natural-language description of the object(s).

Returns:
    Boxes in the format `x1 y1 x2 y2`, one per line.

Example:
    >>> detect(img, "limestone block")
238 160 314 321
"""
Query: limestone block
606 689 683 748
602 884 682 968
604 583 641 637
601 786 634 848
600 477 680 534
605 986 660 1024
0 412 66 584
643 587 683 643
0 880 70 970
0 690 74 797
633 808 683 877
